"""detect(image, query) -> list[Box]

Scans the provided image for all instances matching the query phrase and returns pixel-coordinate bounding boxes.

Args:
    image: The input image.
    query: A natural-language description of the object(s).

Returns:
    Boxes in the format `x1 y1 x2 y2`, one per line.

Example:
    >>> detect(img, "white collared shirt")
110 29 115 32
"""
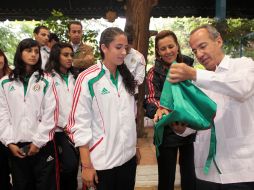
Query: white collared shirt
191 55 254 184
124 48 146 93
40 46 50 70
71 42 81 53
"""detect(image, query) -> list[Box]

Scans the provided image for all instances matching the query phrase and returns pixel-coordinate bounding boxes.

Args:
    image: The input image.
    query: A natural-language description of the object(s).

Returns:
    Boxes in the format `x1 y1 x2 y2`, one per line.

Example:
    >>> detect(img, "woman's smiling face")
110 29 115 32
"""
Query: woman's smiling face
157 36 179 65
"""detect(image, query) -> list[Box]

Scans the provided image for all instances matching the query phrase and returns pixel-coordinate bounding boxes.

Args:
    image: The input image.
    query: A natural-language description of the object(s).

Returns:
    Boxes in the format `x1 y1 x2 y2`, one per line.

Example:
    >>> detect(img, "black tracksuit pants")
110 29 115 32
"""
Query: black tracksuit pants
95 156 137 190
157 143 196 190
9 141 57 190
0 142 12 190
55 132 79 190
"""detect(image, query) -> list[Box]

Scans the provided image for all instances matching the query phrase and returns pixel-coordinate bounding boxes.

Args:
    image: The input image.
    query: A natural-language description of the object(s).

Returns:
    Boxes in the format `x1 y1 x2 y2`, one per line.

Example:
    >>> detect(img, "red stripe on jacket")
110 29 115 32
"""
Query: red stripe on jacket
66 65 100 141
49 80 59 141
89 137 104 152
146 67 160 107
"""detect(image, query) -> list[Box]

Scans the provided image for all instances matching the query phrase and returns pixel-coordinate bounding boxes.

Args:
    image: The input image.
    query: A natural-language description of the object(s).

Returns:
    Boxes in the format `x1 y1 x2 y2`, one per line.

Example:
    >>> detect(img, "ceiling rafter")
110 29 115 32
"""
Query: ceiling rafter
0 0 253 21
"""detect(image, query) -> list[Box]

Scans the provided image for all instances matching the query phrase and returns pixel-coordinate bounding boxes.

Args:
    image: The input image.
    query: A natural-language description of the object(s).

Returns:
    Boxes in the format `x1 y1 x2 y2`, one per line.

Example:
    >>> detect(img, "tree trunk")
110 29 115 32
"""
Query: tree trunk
125 0 158 137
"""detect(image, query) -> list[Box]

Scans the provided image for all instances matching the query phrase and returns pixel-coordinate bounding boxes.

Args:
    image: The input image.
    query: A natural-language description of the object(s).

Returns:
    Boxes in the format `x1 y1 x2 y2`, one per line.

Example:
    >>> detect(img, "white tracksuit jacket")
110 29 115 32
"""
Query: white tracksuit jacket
67 63 137 170
52 71 75 131
0 72 58 148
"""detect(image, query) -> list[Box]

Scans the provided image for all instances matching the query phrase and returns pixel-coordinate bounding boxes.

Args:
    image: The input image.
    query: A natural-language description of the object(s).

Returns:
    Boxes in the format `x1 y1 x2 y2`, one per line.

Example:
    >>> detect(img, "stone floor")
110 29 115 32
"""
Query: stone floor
134 127 181 190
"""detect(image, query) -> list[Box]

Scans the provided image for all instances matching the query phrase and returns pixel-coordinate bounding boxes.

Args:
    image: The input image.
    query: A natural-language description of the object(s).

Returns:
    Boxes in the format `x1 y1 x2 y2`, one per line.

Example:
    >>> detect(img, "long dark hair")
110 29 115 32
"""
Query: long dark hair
45 42 76 78
155 30 183 63
99 27 136 95
0 49 11 79
9 38 43 82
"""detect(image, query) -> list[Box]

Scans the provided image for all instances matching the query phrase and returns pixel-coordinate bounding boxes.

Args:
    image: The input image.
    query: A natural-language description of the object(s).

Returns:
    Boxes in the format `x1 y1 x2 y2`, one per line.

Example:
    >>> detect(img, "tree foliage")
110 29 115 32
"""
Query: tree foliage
38 9 70 42
83 29 100 59
170 17 254 58
214 18 254 57
0 25 19 64
0 22 34 64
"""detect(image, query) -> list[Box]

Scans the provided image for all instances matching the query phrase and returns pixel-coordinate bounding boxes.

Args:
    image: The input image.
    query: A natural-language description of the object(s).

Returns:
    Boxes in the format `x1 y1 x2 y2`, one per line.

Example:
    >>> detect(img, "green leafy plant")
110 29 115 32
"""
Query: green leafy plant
214 18 254 57
83 29 100 59
0 22 34 64
38 9 70 42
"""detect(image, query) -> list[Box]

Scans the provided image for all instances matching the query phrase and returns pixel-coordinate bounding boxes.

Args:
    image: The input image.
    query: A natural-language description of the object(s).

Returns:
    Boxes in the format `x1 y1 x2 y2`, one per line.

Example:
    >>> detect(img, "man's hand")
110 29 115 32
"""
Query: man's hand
154 107 170 122
169 63 196 83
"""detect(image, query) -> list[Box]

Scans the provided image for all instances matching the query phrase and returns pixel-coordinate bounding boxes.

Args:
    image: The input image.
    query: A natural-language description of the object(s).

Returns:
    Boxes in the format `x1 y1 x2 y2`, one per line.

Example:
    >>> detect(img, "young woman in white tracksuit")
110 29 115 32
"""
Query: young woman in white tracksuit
0 49 12 190
45 42 79 190
66 27 140 190
0 38 58 190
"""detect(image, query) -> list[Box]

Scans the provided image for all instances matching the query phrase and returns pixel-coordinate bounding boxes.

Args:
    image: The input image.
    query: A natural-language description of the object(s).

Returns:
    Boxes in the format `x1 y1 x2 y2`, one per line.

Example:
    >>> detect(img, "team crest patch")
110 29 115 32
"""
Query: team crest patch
33 84 41 91
55 81 59 86
131 58 136 64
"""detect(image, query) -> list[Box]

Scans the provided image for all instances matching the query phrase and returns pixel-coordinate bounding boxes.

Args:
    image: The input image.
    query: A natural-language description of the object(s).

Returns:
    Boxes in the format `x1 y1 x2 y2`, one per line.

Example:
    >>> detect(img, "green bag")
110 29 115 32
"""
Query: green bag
155 62 217 174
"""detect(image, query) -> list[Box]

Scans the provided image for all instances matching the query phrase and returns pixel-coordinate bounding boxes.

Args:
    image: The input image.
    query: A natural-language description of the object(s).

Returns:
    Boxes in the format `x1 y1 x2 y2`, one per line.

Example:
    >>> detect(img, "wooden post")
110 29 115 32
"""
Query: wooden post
124 0 158 137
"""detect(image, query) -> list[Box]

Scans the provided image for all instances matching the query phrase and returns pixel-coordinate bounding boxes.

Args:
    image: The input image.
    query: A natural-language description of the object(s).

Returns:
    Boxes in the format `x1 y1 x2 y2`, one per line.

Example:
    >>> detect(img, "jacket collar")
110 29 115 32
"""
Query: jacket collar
154 58 170 77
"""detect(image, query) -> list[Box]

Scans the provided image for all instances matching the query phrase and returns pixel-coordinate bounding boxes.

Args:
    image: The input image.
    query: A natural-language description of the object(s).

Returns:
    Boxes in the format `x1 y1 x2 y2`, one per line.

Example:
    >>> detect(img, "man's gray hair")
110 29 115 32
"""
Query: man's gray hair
190 24 221 40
